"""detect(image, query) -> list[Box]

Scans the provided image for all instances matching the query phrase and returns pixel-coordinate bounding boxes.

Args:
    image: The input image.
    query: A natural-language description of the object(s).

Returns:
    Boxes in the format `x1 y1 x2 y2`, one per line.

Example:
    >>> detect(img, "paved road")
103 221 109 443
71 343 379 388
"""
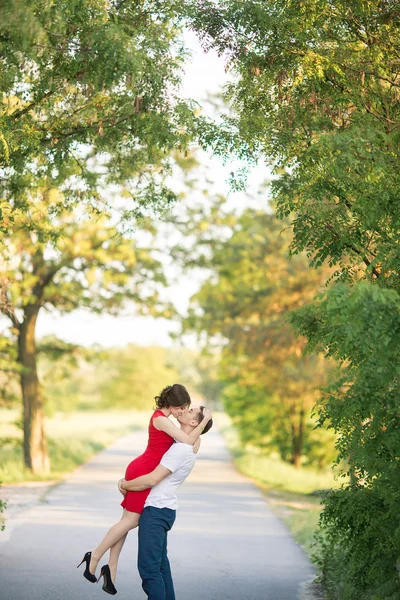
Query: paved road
0 427 316 600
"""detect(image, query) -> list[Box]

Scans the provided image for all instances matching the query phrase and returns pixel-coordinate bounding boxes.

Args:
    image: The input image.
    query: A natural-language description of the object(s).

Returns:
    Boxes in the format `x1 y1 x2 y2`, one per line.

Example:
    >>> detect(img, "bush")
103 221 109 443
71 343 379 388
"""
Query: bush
292 283 400 599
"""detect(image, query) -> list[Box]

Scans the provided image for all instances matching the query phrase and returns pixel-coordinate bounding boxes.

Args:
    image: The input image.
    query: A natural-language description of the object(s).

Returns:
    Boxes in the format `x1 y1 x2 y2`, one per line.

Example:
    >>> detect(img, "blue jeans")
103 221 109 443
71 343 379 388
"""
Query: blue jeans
138 506 176 600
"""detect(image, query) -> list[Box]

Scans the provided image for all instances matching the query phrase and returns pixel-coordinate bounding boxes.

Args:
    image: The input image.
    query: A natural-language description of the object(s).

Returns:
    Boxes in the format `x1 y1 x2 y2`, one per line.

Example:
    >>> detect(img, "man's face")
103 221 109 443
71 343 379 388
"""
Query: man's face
169 405 190 418
177 406 202 427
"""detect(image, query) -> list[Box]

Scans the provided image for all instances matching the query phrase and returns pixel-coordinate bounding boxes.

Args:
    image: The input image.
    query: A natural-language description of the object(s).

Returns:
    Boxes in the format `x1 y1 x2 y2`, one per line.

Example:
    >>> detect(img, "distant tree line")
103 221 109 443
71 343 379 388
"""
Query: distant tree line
168 197 337 470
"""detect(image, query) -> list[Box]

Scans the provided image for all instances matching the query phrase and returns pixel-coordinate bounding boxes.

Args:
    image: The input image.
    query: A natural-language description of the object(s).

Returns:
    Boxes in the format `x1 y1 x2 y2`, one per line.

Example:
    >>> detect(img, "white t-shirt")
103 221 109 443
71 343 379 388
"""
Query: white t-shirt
145 442 196 510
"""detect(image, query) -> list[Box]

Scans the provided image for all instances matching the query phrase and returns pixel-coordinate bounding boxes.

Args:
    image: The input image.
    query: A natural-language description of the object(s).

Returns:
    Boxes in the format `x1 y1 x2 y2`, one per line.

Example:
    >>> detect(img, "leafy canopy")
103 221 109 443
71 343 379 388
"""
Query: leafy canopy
0 0 202 233
188 0 400 285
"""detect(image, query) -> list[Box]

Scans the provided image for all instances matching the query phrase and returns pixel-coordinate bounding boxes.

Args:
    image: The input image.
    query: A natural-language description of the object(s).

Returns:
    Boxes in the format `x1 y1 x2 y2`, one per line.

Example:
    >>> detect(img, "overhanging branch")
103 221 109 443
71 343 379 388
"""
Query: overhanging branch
0 276 21 329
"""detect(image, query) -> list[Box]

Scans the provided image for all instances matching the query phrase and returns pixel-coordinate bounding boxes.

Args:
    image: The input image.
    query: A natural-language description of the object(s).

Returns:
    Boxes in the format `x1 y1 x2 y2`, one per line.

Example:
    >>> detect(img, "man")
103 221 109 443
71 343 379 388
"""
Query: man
118 406 213 600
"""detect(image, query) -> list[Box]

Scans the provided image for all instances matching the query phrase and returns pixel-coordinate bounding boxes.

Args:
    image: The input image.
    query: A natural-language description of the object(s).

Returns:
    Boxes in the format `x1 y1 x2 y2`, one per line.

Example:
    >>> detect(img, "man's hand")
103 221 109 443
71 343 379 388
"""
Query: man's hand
118 478 127 496
193 438 201 454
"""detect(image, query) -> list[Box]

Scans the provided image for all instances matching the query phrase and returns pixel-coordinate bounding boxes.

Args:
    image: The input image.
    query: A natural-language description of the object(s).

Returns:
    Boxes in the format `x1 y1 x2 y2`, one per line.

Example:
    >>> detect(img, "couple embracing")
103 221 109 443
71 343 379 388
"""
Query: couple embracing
77 383 213 599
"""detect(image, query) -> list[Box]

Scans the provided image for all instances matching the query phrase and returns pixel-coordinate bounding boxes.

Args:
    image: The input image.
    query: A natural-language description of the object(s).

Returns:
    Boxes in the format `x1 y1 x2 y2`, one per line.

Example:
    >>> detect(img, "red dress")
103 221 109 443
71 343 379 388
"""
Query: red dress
121 409 174 513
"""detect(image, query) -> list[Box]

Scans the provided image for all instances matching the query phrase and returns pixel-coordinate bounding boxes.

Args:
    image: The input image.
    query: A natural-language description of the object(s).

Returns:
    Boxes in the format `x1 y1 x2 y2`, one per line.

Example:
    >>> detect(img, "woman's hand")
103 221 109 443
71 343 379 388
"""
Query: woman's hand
118 478 127 496
202 408 212 422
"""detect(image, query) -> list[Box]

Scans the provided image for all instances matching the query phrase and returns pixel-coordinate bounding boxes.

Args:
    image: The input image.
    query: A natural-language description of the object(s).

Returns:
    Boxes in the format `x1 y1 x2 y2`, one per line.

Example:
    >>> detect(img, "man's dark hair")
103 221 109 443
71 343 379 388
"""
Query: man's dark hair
196 406 213 434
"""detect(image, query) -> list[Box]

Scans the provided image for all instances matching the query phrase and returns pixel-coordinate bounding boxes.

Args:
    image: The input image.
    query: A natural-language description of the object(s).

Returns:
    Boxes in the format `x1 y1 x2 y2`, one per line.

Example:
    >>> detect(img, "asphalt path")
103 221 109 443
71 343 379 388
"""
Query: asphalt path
0 426 317 600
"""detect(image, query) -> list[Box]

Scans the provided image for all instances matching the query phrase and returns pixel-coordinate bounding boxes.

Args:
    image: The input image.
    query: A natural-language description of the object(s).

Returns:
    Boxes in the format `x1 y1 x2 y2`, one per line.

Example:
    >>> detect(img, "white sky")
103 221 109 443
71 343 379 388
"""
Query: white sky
33 32 268 349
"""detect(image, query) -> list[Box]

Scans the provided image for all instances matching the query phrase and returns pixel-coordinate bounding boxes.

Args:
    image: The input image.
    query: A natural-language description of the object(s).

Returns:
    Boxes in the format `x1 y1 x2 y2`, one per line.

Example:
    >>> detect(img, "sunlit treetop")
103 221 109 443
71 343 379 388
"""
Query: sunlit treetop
0 0 203 231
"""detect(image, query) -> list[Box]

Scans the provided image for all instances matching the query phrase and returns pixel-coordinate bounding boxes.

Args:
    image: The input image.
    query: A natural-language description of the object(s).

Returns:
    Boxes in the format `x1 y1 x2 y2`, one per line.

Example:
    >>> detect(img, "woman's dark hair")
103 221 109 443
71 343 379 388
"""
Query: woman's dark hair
155 384 191 409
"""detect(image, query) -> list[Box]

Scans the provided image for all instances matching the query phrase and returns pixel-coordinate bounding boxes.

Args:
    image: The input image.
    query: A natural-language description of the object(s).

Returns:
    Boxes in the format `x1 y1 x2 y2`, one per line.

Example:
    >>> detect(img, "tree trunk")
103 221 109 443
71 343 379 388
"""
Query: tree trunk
18 304 50 474
291 408 305 469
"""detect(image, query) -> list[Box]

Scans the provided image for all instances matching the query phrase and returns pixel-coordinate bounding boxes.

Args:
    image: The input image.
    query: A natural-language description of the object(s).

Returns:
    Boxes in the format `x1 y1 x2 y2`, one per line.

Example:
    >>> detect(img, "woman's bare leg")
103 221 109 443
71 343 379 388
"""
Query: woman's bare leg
108 532 128 583
89 509 140 576
108 510 131 582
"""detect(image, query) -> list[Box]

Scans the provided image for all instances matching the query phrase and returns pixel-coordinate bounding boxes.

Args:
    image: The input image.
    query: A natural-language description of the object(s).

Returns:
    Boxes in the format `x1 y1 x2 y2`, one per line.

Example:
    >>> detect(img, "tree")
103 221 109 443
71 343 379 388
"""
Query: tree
189 0 400 285
173 199 333 467
188 2 400 596
0 202 168 473
0 0 201 236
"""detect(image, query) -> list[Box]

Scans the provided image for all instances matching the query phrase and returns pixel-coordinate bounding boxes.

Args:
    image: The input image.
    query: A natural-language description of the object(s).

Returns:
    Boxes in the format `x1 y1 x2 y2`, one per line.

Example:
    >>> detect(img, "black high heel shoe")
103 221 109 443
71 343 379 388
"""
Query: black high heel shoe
77 551 97 583
98 564 117 595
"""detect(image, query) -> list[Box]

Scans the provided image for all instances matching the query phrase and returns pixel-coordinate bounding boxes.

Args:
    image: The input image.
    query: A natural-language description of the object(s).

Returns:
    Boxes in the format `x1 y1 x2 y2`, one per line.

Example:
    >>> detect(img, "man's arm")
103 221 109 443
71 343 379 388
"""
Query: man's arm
120 464 172 492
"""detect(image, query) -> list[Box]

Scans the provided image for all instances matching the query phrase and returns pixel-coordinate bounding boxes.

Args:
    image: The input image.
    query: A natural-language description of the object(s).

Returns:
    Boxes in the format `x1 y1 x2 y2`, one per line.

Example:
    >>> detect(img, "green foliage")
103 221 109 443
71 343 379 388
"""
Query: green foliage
0 335 20 407
166 347 224 408
37 336 88 415
291 282 400 599
189 2 400 597
0 196 173 472
218 412 338 493
98 345 221 410
2 334 218 418
3 205 169 318
37 341 218 413
189 1 400 286
0 408 148 483
0 0 203 234
175 198 335 467
98 345 180 410
0 334 103 414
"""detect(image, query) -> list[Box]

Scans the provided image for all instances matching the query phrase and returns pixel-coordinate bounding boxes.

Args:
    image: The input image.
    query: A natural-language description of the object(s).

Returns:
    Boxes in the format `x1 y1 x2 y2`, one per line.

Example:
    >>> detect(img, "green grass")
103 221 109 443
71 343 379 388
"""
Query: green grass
285 502 321 552
0 409 149 484
214 412 342 556
266 489 323 554
234 452 337 495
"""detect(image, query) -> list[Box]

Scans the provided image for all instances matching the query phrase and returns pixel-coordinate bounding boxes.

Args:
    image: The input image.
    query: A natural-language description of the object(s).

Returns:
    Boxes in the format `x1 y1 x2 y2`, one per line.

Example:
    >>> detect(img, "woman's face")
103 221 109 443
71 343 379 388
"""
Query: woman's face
169 405 189 418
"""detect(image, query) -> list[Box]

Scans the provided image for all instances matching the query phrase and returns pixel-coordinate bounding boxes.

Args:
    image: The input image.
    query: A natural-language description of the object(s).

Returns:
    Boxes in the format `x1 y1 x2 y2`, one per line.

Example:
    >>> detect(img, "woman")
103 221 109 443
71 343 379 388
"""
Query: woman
77 383 212 594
